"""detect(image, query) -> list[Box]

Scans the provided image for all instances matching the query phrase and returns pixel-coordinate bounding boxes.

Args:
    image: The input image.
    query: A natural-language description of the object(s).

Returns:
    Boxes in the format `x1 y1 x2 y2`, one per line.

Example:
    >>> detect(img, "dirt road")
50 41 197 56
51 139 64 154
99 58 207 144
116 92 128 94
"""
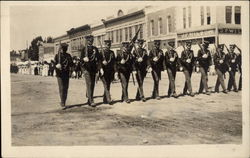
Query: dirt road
11 72 242 145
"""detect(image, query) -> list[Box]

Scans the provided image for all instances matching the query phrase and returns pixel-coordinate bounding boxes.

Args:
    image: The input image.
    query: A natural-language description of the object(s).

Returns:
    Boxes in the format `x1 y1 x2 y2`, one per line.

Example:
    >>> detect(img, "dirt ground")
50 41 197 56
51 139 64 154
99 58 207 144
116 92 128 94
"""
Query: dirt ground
11 72 242 145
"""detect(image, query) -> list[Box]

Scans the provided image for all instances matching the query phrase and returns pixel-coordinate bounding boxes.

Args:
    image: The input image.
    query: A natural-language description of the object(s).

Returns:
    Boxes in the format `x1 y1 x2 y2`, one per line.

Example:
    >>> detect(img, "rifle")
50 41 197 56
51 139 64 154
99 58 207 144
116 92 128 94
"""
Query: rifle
224 44 230 53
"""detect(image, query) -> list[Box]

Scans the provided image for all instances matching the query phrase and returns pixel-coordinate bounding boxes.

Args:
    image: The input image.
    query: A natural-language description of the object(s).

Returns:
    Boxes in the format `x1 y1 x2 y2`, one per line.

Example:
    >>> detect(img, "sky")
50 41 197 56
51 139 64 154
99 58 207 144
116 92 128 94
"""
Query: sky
9 2 149 51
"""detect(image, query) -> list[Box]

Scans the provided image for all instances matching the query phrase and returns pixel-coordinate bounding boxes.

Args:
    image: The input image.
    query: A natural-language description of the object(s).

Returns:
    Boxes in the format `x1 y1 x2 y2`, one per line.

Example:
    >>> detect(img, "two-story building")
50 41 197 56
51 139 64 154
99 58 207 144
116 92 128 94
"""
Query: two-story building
38 43 55 62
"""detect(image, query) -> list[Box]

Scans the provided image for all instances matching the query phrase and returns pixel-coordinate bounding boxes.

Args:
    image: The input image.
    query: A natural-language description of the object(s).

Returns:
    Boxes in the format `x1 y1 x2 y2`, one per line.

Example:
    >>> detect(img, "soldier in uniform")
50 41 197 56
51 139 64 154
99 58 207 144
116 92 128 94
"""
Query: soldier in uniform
180 41 195 97
235 45 242 91
116 42 134 103
80 35 101 107
213 44 228 93
132 39 148 102
148 40 164 100
163 41 179 98
197 40 212 95
54 43 73 109
99 40 117 104
226 44 238 92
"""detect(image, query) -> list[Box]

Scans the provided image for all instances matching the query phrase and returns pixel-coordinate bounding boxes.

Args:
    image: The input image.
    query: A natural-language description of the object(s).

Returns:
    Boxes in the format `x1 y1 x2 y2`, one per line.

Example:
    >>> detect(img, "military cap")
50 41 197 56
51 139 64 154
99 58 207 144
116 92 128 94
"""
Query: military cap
85 35 94 40
137 39 145 44
168 41 175 47
60 43 68 48
122 42 130 47
203 40 210 45
154 40 161 44
218 44 224 50
104 39 112 44
229 44 236 49
186 41 192 46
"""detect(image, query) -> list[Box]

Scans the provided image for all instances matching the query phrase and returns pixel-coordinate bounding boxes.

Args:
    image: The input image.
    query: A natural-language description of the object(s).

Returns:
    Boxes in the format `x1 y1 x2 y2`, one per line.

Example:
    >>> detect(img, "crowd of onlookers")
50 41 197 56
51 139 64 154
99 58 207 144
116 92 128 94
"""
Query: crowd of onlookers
10 57 84 79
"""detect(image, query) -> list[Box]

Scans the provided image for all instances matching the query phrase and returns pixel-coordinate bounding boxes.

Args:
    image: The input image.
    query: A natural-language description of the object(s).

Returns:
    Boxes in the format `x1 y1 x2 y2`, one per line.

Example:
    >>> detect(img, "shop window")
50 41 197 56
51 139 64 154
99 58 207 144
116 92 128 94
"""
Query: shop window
188 6 191 27
158 17 163 34
167 15 172 33
150 20 154 36
183 7 186 29
125 28 128 41
235 6 241 24
225 6 232 24
207 6 211 25
139 24 143 38
201 6 204 25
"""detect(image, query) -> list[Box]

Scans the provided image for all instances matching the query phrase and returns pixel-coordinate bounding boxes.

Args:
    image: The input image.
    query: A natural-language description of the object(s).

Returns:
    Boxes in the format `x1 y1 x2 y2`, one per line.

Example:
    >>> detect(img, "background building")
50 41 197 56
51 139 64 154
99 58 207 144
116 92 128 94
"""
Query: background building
91 22 106 49
38 43 55 62
54 34 70 55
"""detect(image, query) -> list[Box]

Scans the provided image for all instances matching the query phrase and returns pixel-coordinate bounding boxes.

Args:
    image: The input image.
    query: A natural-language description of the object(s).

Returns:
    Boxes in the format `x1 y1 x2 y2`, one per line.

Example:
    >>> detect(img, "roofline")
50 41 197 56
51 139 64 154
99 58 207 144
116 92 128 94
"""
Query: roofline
67 24 91 35
103 9 145 25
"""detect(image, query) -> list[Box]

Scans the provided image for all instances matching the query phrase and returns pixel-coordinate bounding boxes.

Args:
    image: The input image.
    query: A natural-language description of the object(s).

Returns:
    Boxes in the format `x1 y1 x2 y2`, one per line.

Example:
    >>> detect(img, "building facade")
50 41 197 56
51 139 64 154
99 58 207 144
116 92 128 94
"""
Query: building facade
91 22 106 49
103 9 146 54
39 43 55 62
54 34 71 55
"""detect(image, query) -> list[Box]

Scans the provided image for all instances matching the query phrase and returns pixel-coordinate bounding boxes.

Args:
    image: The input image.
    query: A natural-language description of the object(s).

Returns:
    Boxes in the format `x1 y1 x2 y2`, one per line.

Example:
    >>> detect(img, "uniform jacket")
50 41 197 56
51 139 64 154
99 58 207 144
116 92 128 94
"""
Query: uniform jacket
132 47 149 73
100 48 117 80
148 48 164 71
213 51 228 73
54 52 73 77
80 45 101 73
197 49 212 69
116 49 134 74
163 49 180 70
226 52 238 71
180 49 195 71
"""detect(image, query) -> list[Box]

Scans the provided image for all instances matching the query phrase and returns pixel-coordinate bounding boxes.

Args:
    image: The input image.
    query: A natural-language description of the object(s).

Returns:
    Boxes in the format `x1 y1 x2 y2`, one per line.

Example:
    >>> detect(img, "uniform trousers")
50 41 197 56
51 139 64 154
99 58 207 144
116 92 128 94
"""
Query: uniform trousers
83 70 96 103
119 71 130 101
227 70 237 91
135 70 147 99
57 76 69 105
198 67 209 93
183 69 193 94
214 68 226 92
167 67 177 96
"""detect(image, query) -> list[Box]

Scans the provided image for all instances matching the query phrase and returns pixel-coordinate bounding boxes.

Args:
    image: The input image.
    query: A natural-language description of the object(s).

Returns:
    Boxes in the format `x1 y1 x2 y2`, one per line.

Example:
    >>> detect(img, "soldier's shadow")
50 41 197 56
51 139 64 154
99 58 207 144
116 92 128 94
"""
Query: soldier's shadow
64 103 88 110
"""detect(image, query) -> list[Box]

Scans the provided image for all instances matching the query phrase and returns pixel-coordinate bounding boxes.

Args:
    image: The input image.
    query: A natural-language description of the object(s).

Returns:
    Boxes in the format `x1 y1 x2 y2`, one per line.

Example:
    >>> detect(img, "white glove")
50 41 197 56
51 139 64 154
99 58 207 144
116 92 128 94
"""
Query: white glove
137 57 143 62
229 67 232 71
147 67 152 72
180 66 183 71
114 72 119 80
132 71 137 75
202 54 208 58
102 60 108 65
219 60 223 64
121 59 125 64
164 70 167 73
231 59 235 63
170 58 175 62
153 57 158 62
186 59 191 63
100 68 104 76
73 60 76 63
83 57 89 62
56 64 61 70
196 67 200 72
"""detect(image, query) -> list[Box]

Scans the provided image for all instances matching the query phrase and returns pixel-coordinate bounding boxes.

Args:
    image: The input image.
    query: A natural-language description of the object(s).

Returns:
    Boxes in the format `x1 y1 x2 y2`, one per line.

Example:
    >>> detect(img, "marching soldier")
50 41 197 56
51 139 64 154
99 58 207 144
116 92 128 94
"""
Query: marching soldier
226 44 238 92
99 40 117 105
54 43 73 109
180 41 195 97
116 42 134 103
197 40 212 95
80 35 101 107
213 44 228 93
235 45 242 91
132 39 148 102
148 40 164 100
163 41 179 98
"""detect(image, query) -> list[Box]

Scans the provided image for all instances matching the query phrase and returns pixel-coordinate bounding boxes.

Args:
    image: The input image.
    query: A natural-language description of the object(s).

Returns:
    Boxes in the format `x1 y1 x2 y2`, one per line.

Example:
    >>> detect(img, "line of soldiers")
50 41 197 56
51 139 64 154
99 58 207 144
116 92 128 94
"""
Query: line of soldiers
54 35 242 109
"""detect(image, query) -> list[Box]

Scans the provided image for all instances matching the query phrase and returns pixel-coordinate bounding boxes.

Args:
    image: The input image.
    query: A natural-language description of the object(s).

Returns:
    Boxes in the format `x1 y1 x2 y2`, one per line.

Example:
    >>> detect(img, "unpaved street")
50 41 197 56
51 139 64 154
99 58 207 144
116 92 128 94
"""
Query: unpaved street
11 72 242 145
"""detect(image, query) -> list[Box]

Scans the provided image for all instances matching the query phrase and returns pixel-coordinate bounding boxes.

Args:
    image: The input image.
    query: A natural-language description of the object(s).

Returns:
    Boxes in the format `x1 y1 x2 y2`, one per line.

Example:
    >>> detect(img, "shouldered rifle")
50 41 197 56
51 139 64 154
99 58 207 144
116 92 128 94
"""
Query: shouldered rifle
224 44 230 53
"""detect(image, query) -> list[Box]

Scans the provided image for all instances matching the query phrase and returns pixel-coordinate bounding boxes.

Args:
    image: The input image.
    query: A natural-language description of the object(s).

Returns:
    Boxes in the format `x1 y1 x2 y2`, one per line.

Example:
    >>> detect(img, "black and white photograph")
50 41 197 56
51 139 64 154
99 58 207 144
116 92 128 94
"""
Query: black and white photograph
1 1 249 158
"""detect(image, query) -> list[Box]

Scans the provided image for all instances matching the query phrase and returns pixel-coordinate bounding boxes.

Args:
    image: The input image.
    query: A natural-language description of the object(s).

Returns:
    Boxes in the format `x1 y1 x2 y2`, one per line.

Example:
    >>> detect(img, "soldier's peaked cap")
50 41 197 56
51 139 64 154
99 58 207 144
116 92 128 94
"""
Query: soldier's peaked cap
104 40 112 44
122 42 130 47
229 44 236 48
154 40 161 44
137 39 145 43
168 41 175 47
186 41 192 46
218 44 224 49
60 43 68 48
203 40 210 45
85 35 94 40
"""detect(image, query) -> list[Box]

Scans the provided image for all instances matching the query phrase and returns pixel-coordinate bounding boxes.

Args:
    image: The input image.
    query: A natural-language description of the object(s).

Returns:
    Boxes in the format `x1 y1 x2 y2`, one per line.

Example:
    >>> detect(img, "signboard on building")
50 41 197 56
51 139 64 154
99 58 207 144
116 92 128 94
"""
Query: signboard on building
218 28 241 34
177 29 215 39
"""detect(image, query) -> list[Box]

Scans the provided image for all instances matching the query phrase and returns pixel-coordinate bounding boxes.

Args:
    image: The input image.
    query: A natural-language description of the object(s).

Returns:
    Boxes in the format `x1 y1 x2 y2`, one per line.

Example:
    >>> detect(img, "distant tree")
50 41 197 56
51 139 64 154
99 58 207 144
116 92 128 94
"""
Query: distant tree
30 36 43 61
